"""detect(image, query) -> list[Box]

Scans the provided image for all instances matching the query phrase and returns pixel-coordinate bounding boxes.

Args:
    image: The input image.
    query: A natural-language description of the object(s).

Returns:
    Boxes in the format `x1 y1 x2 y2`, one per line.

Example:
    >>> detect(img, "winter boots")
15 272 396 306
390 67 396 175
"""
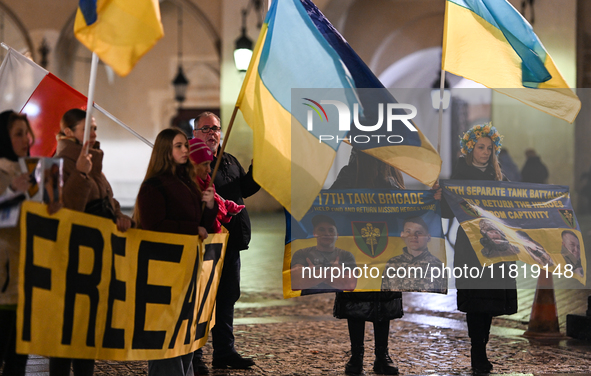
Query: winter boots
470 337 493 374
467 312 494 374
345 346 364 375
373 347 399 375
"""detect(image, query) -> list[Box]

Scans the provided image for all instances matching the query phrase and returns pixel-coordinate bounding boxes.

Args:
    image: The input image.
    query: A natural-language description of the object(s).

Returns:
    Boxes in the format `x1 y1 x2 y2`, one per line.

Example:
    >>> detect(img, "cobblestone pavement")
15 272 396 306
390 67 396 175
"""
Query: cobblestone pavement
192 292 591 376
15 213 591 375
22 290 591 376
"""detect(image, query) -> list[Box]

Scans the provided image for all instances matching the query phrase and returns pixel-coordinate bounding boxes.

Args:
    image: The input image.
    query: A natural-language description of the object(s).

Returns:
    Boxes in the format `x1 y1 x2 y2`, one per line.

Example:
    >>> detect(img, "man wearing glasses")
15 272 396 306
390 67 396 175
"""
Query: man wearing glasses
191 112 260 372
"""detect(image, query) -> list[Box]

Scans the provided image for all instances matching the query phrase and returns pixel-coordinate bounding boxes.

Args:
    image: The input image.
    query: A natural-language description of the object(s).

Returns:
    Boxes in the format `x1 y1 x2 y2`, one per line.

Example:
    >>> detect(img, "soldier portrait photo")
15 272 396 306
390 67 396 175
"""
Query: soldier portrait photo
381 217 446 293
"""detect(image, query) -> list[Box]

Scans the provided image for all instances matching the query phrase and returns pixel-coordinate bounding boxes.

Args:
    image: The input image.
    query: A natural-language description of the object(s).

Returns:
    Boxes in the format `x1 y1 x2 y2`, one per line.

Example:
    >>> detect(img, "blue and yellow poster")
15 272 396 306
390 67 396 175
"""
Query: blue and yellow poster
441 180 586 284
283 189 447 298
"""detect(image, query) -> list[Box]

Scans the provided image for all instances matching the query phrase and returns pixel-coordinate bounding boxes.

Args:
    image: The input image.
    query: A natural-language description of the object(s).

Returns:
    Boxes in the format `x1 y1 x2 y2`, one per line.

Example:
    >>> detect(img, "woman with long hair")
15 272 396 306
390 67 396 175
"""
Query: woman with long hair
135 128 217 376
50 108 133 376
330 149 404 376
0 110 34 376
446 123 516 374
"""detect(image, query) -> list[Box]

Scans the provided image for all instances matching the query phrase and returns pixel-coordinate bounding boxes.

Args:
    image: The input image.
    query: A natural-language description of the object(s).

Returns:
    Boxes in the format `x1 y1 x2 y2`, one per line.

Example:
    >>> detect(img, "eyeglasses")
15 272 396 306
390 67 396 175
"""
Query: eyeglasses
196 126 221 133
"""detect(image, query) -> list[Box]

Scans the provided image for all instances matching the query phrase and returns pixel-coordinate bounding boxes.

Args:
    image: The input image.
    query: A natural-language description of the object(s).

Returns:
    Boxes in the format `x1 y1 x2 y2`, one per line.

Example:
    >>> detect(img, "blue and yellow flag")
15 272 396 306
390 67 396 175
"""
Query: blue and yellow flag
442 0 580 123
236 0 441 221
74 0 164 77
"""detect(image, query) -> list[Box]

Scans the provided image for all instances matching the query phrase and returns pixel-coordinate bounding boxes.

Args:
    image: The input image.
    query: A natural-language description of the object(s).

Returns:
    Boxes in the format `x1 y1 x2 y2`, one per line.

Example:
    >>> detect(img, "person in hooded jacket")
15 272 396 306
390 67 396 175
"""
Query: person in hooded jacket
443 123 517 374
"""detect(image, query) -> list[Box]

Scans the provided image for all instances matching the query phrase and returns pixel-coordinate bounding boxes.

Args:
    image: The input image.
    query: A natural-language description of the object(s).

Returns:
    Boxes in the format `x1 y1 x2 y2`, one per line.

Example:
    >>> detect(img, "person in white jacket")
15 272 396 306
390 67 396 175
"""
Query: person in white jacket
0 110 34 376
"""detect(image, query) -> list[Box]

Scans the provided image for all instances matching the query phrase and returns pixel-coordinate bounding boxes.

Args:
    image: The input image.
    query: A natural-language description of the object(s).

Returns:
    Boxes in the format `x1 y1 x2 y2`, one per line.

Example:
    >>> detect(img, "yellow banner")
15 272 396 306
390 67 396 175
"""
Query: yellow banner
283 189 447 298
17 201 226 360
442 180 586 285
462 219 586 283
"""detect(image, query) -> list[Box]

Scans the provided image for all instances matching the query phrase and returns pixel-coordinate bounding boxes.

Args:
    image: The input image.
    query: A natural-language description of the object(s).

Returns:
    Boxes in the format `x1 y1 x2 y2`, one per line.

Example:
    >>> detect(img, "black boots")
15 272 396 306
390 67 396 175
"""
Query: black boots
345 320 398 375
467 312 493 374
470 338 493 374
345 346 364 375
373 347 399 375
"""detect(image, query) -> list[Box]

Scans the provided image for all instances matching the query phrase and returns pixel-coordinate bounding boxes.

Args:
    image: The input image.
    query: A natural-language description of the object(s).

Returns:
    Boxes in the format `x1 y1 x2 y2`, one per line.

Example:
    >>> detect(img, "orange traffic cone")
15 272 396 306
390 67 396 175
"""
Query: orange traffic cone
523 272 565 339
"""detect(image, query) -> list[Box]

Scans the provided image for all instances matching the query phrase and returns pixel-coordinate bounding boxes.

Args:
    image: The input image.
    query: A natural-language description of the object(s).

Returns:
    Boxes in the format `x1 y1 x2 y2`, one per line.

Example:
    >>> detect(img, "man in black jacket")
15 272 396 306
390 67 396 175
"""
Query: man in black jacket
521 149 549 184
192 112 260 372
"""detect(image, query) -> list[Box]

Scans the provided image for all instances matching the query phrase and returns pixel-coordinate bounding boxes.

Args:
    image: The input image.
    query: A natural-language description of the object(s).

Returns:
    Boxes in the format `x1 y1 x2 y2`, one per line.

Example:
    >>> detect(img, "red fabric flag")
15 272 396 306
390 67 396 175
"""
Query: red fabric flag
0 48 87 156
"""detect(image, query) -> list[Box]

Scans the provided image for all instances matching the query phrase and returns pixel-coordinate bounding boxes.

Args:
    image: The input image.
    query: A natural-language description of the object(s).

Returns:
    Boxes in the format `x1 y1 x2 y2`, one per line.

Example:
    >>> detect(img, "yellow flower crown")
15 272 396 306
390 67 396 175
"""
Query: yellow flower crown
460 122 503 156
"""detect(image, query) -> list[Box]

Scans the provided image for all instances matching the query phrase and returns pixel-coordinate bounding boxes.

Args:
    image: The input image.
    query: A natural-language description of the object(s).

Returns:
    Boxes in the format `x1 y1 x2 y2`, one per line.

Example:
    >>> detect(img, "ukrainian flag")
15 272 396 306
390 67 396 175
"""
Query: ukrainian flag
237 0 441 221
74 0 164 77
443 0 580 123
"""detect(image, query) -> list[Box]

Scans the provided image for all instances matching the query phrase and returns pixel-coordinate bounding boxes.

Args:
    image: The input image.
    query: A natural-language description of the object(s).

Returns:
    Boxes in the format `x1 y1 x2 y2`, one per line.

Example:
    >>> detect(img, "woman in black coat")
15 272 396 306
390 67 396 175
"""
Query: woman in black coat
446 123 517 374
330 149 404 376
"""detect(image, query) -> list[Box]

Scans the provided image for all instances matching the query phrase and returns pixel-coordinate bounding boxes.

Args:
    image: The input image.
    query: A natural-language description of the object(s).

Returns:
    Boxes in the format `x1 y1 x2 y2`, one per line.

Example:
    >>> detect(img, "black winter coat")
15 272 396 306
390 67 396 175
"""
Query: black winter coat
445 157 517 316
330 149 404 322
212 150 260 252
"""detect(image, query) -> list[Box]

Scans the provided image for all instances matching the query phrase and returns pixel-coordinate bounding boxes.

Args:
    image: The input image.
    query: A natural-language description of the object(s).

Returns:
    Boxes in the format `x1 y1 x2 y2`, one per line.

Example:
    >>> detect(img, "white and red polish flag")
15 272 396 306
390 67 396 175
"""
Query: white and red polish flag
0 47 87 157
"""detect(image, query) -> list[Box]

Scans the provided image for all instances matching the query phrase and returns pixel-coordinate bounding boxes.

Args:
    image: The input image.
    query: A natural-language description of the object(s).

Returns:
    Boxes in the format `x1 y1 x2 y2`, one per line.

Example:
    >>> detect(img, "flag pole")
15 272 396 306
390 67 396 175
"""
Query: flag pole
201 106 239 211
436 69 446 154
209 0 269 189
93 103 154 148
83 52 99 154
208 106 239 188
1 43 153 149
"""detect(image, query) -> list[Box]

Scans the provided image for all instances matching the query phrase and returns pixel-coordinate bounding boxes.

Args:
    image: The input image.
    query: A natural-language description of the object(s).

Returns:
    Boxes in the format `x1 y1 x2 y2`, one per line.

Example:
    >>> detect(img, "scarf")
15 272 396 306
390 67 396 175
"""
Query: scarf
197 175 244 233
472 160 489 172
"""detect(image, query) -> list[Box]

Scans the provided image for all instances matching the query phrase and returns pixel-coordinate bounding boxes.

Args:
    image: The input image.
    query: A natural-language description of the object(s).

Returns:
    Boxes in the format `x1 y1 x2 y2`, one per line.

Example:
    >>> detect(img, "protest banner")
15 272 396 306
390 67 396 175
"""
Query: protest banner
283 189 446 298
17 201 227 360
441 180 586 284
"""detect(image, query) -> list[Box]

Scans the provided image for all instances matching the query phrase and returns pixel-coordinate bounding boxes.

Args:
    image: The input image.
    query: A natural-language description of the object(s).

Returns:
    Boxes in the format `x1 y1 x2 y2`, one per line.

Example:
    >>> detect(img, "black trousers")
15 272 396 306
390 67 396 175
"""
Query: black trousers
466 312 493 342
193 250 241 363
0 309 28 376
49 358 95 376
347 318 390 350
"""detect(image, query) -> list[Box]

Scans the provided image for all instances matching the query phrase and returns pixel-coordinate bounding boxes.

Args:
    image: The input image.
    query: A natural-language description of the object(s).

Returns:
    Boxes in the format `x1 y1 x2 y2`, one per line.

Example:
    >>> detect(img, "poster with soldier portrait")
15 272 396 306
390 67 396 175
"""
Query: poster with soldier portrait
441 180 586 284
283 189 447 298
0 157 62 228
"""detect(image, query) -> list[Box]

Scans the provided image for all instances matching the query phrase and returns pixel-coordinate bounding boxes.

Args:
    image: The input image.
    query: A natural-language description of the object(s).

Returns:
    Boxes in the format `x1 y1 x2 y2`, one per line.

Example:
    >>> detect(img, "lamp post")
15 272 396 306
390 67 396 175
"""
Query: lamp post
431 72 451 110
172 66 189 105
234 9 253 72
172 5 189 107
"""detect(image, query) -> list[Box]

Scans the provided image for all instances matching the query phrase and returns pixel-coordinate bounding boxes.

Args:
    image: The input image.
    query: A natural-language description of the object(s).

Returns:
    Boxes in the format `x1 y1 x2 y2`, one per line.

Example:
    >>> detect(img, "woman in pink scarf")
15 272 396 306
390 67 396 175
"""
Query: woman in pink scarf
189 138 244 233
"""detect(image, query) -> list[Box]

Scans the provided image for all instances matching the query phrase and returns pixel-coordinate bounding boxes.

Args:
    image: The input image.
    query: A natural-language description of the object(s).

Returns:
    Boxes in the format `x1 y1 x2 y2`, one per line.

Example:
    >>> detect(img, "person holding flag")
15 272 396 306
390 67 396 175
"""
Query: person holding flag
188 137 245 235
50 109 134 376
190 112 259 372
